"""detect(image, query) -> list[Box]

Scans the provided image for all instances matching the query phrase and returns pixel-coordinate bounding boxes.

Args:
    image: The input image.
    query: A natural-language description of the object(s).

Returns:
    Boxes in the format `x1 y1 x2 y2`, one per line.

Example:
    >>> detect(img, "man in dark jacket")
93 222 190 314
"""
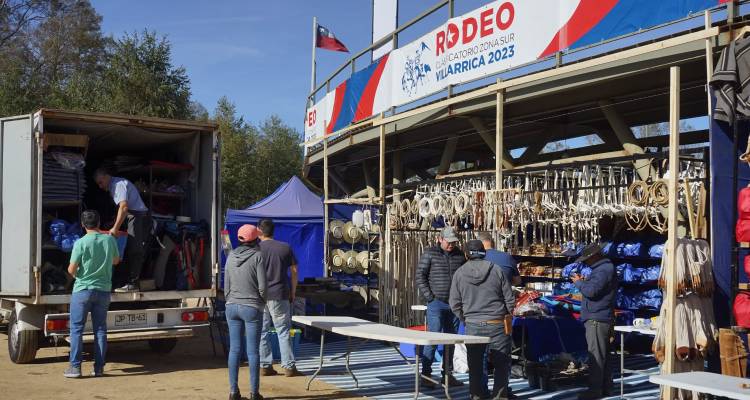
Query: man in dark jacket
571 243 617 400
416 226 465 388
450 240 515 400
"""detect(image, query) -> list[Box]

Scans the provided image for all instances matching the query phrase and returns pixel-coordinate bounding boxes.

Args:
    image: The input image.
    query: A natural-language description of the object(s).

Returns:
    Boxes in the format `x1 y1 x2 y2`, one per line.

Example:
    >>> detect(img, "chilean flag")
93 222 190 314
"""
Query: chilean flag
316 24 349 52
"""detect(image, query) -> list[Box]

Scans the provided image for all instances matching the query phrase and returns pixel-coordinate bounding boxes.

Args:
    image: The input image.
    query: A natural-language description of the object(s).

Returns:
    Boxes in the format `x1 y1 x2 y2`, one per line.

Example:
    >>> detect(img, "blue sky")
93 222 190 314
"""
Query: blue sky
90 1 492 132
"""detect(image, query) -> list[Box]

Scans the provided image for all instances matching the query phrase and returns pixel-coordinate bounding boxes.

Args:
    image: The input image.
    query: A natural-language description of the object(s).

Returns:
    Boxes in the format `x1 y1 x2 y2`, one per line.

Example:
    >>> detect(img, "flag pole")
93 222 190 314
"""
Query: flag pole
310 16 317 108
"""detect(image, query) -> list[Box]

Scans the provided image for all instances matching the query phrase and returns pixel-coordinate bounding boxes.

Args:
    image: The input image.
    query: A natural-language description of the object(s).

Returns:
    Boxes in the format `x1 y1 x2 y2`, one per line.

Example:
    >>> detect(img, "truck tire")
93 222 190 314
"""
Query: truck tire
148 338 178 354
7 311 38 364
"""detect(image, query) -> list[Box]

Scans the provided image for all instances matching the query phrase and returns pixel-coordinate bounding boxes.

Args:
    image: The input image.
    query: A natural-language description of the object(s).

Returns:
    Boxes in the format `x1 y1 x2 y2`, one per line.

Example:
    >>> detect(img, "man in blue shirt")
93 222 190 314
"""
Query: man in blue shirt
478 232 521 286
94 168 152 292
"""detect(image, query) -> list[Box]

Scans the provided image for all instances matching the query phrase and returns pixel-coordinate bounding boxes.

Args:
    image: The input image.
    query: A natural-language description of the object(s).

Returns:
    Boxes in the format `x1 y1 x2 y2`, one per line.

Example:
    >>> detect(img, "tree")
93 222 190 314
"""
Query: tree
255 115 303 196
100 30 192 119
216 98 303 213
0 0 106 115
0 0 46 50
216 97 259 212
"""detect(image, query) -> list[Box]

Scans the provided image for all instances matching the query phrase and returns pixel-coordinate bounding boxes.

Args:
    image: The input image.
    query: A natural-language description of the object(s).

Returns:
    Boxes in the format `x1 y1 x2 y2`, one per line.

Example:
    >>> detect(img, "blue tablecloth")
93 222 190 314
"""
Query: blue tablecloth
512 316 588 362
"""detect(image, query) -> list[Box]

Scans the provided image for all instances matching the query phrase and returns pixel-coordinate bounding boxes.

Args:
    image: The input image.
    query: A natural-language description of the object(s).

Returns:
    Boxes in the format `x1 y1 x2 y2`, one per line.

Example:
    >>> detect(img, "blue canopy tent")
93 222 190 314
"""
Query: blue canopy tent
223 176 354 285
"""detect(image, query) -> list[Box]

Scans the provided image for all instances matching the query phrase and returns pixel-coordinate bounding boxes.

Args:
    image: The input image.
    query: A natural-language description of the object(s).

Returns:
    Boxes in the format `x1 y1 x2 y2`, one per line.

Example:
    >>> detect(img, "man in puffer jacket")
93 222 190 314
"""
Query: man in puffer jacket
450 240 515 400
416 226 466 388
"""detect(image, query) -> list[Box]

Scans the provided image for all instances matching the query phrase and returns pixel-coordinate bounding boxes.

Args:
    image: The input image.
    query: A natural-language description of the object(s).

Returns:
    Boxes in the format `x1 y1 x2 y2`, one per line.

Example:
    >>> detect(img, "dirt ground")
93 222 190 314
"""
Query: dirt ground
0 324 366 400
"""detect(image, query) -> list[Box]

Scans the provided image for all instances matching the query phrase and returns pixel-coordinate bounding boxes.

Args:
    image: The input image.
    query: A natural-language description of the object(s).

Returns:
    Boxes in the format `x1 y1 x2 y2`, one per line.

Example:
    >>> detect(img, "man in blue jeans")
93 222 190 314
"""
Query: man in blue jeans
416 226 465 388
450 240 515 400
64 210 120 378
257 219 300 377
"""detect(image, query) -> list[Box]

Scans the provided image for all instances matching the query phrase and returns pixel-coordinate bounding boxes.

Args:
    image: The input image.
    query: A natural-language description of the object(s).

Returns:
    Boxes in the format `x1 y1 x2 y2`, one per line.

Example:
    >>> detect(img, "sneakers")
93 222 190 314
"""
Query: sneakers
228 391 241 400
444 374 464 387
91 369 104 377
63 366 82 378
249 393 264 400
282 366 301 377
114 284 137 293
259 366 278 376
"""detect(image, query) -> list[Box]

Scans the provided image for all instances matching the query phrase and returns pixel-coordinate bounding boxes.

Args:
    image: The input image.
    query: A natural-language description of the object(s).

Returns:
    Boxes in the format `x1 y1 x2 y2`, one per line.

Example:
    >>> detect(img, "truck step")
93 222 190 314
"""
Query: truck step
65 328 193 344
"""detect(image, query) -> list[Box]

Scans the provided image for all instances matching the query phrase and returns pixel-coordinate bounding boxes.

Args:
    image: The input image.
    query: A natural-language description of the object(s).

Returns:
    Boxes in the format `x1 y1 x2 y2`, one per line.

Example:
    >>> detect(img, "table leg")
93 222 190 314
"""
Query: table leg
443 347 452 400
414 345 421 400
306 331 326 391
345 336 359 388
620 332 625 399
391 342 413 365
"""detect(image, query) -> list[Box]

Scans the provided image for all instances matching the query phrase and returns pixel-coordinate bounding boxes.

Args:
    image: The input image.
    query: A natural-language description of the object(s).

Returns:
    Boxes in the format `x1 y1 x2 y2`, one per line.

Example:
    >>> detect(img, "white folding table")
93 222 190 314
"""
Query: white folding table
650 371 750 399
614 325 657 399
292 315 490 399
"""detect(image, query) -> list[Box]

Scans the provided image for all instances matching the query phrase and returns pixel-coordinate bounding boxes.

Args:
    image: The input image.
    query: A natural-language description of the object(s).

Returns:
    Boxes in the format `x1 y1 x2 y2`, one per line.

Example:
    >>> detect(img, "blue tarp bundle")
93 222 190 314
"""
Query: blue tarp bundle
224 176 356 282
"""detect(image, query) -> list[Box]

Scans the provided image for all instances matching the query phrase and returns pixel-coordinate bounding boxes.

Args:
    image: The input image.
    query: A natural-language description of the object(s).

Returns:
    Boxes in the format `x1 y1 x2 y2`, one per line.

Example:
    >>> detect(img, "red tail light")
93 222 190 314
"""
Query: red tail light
46 318 69 332
181 311 209 322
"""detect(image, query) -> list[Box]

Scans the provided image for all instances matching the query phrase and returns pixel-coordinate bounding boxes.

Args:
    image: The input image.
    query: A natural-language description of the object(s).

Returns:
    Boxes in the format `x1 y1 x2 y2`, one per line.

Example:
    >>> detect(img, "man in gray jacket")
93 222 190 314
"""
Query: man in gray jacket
450 239 515 400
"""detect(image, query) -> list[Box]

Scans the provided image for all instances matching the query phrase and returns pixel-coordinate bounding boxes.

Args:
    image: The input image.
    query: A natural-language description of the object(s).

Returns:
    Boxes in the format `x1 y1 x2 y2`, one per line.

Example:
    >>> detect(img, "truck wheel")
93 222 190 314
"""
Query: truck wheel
148 338 178 354
7 311 38 364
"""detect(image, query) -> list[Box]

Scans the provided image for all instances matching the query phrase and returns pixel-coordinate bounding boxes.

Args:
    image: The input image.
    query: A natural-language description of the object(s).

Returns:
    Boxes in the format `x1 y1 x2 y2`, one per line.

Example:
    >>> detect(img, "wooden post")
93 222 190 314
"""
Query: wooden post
323 132 330 277
379 113 386 204
705 10 714 116
496 79 504 189
662 66 681 400
393 150 403 202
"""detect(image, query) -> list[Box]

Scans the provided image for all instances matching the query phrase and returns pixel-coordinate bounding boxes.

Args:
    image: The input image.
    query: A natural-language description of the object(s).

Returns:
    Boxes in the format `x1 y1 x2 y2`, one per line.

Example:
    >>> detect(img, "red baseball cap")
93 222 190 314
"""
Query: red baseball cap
237 224 259 243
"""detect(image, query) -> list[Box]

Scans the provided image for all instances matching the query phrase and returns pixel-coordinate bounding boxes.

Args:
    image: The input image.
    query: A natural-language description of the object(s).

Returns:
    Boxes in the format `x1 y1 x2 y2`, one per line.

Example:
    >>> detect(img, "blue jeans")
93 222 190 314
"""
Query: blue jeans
260 299 295 369
421 299 459 376
69 290 111 370
226 303 263 395
465 322 512 398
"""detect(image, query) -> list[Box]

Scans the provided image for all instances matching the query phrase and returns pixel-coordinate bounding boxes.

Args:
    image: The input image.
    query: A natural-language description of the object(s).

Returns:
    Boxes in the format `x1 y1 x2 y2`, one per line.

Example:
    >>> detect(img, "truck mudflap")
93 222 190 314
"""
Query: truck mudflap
43 307 210 337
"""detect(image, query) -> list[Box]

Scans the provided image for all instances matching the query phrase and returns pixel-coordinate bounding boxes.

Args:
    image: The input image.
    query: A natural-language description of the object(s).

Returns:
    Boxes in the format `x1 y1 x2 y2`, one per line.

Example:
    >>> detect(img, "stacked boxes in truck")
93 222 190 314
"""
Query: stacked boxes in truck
0 109 220 363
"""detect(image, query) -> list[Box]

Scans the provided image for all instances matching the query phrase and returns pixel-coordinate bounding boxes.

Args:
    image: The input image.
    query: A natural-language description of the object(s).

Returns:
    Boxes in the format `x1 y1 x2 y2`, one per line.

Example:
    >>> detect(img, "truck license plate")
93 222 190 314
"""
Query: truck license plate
114 312 147 327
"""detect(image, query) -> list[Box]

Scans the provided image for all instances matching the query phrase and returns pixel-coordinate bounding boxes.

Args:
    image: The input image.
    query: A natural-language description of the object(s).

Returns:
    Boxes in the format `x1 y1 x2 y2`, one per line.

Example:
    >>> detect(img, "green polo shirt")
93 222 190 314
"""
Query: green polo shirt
70 232 118 292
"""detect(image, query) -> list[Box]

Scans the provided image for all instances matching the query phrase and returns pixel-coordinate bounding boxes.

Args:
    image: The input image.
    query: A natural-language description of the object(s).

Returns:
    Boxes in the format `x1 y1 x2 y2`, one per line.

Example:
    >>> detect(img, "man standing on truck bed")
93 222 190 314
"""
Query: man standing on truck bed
64 210 120 378
94 168 152 292
257 219 300 377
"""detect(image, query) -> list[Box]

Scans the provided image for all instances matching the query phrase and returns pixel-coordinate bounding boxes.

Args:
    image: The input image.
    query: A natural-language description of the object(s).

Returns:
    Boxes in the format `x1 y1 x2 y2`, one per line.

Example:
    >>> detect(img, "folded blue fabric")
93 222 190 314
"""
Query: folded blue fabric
553 282 580 295
616 287 663 310
641 265 661 282
622 264 642 283
561 262 591 279
649 243 665 259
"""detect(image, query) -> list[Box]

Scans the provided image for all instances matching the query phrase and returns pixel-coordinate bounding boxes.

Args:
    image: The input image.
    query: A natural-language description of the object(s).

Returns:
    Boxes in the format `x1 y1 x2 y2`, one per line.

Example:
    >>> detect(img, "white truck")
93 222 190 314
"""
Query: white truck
0 109 220 363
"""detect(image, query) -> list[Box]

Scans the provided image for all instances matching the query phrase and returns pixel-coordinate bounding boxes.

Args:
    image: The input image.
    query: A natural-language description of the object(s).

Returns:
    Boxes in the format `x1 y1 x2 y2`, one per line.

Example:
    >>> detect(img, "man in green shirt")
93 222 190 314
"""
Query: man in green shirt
64 210 120 378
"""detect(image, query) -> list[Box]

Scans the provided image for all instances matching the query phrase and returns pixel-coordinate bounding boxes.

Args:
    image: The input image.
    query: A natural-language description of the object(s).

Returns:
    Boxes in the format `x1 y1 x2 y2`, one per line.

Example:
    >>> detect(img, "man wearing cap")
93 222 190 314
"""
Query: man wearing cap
570 243 618 400
416 226 466 388
450 240 515 400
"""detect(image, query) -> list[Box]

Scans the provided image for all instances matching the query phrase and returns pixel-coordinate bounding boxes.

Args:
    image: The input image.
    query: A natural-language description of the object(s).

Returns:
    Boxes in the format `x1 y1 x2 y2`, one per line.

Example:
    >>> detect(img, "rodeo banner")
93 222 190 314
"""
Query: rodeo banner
304 0 725 143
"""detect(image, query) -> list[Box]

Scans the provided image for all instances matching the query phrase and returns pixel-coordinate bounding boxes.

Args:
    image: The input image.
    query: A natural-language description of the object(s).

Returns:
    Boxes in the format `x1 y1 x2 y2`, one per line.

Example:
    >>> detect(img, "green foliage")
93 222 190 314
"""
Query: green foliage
216 98 303 214
0 1 195 119
101 30 192 119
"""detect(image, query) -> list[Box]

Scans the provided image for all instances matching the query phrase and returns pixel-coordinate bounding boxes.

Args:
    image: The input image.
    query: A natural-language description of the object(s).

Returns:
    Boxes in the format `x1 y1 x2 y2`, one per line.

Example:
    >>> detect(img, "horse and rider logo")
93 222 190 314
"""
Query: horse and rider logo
401 42 431 97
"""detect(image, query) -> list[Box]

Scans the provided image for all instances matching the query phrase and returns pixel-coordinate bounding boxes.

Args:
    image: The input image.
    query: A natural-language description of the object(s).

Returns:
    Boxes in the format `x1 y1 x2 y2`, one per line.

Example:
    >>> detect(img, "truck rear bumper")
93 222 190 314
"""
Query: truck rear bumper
67 328 194 344
44 307 210 337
